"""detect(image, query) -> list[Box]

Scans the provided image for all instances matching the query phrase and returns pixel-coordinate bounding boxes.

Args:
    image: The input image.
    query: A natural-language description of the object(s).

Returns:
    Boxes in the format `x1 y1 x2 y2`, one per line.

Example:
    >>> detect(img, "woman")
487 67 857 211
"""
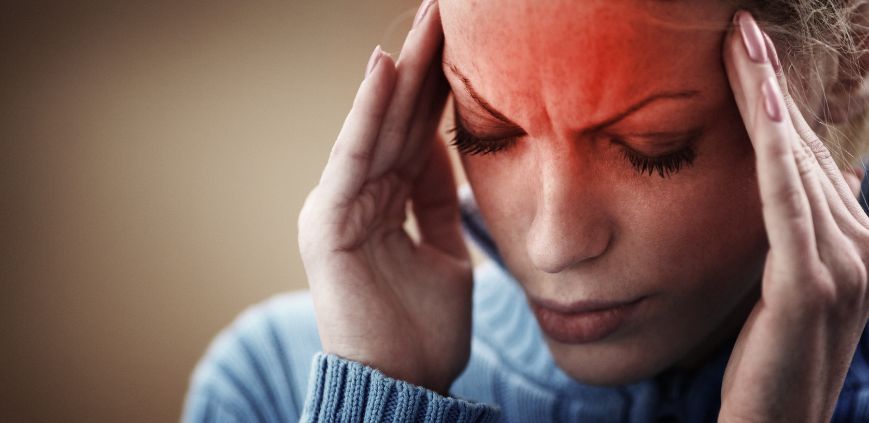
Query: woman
184 0 869 421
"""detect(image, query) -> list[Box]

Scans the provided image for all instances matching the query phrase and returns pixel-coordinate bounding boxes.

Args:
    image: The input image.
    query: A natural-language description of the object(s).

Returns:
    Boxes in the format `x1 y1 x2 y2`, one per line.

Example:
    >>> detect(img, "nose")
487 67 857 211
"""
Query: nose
525 153 613 274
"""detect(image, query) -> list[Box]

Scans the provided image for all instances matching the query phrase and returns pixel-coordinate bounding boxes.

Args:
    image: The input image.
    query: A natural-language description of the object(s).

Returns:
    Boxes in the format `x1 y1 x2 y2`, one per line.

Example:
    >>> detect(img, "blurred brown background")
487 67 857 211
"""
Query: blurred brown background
0 1 457 421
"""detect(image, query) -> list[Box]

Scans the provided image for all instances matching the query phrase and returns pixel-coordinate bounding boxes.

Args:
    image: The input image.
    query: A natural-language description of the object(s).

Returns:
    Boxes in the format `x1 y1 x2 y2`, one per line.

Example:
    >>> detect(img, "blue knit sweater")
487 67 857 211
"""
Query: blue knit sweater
183 186 869 422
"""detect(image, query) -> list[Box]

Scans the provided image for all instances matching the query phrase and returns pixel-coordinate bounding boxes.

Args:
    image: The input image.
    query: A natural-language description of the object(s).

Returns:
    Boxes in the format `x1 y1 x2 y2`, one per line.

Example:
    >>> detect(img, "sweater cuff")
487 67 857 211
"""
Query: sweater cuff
301 352 500 422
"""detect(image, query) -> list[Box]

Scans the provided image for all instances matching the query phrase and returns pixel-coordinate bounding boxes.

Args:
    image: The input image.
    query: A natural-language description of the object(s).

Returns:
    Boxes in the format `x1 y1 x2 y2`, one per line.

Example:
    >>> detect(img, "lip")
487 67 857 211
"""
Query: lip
529 296 645 344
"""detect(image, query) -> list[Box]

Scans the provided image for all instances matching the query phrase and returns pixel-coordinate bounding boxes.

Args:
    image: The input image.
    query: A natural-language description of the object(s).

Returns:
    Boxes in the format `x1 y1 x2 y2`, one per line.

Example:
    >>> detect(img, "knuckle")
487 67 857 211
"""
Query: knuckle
804 240 869 312
796 262 838 310
297 188 328 250
798 128 821 148
811 143 833 167
761 132 791 161
801 134 832 163
297 194 314 230
845 249 867 285
298 187 321 222
834 246 869 303
769 184 808 221
793 144 817 178
330 140 373 164
782 88 799 110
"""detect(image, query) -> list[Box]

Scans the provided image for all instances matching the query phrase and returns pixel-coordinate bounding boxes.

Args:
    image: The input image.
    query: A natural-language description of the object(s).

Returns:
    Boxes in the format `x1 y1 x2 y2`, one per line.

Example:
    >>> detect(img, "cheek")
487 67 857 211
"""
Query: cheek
459 148 540 264
618 160 764 282
602 129 767 297
460 148 529 216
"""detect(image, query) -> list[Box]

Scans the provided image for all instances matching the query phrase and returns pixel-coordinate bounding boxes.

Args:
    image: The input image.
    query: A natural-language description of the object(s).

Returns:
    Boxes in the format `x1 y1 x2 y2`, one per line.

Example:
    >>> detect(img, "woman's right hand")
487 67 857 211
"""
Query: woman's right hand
297 0 472 396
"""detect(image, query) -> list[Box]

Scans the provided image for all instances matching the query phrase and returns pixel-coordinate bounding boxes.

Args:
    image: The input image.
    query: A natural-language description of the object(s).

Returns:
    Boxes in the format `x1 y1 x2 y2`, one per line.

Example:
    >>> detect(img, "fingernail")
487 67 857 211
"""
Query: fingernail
734 11 768 63
762 76 783 122
761 30 782 74
365 45 382 78
412 0 434 29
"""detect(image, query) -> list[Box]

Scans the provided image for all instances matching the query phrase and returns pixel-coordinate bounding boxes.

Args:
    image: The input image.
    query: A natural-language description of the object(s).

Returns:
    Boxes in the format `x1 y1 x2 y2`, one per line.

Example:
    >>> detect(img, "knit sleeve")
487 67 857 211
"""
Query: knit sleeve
301 353 501 422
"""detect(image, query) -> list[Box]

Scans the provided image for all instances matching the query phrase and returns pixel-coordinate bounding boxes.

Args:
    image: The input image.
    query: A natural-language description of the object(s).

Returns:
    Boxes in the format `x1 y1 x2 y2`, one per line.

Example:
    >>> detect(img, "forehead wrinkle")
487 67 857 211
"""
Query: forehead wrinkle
441 0 732 135
537 23 727 134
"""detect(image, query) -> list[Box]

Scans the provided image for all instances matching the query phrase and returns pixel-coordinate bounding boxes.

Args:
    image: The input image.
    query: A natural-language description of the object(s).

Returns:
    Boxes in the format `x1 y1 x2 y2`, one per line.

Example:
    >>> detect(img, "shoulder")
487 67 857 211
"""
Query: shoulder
182 291 321 423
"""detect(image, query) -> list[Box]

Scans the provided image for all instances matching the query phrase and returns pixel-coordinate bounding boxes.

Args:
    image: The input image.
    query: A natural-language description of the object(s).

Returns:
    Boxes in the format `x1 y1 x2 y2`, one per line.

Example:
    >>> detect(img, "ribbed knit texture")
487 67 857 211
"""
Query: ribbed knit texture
300 353 499 422
183 179 869 422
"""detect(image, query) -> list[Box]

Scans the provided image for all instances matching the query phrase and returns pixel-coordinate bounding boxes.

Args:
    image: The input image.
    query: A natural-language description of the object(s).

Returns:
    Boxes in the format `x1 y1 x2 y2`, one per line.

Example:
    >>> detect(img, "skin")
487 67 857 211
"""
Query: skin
441 0 768 384
298 0 869 419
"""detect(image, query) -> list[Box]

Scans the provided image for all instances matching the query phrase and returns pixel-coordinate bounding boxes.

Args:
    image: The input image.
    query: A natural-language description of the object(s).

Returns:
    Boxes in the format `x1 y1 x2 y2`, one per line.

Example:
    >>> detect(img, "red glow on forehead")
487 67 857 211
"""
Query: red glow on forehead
440 0 735 135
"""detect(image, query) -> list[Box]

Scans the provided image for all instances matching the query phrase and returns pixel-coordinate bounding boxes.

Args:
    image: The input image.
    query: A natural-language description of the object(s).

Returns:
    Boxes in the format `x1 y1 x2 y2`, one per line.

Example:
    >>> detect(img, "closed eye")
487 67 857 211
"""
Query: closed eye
447 120 517 156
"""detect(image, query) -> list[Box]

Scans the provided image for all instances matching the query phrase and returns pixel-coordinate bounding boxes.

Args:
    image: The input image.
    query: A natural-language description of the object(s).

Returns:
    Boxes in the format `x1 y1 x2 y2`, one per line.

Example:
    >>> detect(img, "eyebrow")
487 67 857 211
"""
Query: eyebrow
443 61 701 134
444 61 521 129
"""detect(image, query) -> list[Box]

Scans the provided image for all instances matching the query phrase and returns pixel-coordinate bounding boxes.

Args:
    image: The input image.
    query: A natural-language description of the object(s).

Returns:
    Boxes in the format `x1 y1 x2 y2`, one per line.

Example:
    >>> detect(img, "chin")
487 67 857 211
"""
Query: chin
543 336 681 386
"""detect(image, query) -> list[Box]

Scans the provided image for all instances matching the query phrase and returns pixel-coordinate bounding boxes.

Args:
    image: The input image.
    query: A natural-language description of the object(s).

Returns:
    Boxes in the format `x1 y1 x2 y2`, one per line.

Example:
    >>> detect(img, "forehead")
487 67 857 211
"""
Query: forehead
440 0 735 129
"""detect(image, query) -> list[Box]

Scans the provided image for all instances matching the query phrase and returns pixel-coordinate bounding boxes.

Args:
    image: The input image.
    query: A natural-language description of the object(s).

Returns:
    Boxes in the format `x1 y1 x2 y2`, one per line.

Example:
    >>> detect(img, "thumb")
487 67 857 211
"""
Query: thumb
411 136 468 259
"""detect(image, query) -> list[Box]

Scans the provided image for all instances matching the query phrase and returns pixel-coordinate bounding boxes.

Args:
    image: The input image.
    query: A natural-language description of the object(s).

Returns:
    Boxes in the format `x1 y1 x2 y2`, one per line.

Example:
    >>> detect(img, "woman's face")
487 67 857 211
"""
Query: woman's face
440 0 771 384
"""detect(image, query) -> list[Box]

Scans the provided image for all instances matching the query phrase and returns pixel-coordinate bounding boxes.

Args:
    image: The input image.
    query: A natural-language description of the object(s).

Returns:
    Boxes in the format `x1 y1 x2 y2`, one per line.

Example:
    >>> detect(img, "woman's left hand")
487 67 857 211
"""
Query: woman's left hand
720 10 869 422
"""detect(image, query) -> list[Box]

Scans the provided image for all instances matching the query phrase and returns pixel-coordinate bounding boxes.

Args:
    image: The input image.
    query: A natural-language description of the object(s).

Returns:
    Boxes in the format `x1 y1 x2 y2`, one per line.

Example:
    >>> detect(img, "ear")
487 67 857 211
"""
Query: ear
822 2 869 124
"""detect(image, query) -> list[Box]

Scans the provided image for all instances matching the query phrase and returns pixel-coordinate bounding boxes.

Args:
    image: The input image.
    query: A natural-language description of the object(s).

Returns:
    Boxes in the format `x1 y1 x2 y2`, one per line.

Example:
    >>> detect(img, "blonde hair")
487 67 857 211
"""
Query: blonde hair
744 0 869 168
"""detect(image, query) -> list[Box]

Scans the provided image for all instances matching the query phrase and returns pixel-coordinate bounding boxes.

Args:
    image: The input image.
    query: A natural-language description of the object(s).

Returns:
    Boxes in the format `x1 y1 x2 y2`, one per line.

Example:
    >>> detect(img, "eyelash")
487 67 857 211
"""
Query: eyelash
617 141 696 178
447 123 518 156
447 122 697 178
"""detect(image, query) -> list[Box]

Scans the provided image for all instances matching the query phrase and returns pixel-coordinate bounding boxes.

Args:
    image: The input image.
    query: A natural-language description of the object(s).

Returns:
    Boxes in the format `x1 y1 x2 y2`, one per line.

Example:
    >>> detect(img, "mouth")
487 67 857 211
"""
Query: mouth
528 296 646 344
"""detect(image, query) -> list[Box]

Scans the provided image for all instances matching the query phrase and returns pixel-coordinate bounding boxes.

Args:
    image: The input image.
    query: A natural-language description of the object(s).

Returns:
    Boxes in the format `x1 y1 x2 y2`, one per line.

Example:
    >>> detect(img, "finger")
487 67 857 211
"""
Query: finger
844 167 863 198
411 134 467 258
397 48 451 179
318 49 397 204
762 31 869 230
794 138 850 269
724 11 817 259
367 0 444 179
806 139 869 238
776 72 848 258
